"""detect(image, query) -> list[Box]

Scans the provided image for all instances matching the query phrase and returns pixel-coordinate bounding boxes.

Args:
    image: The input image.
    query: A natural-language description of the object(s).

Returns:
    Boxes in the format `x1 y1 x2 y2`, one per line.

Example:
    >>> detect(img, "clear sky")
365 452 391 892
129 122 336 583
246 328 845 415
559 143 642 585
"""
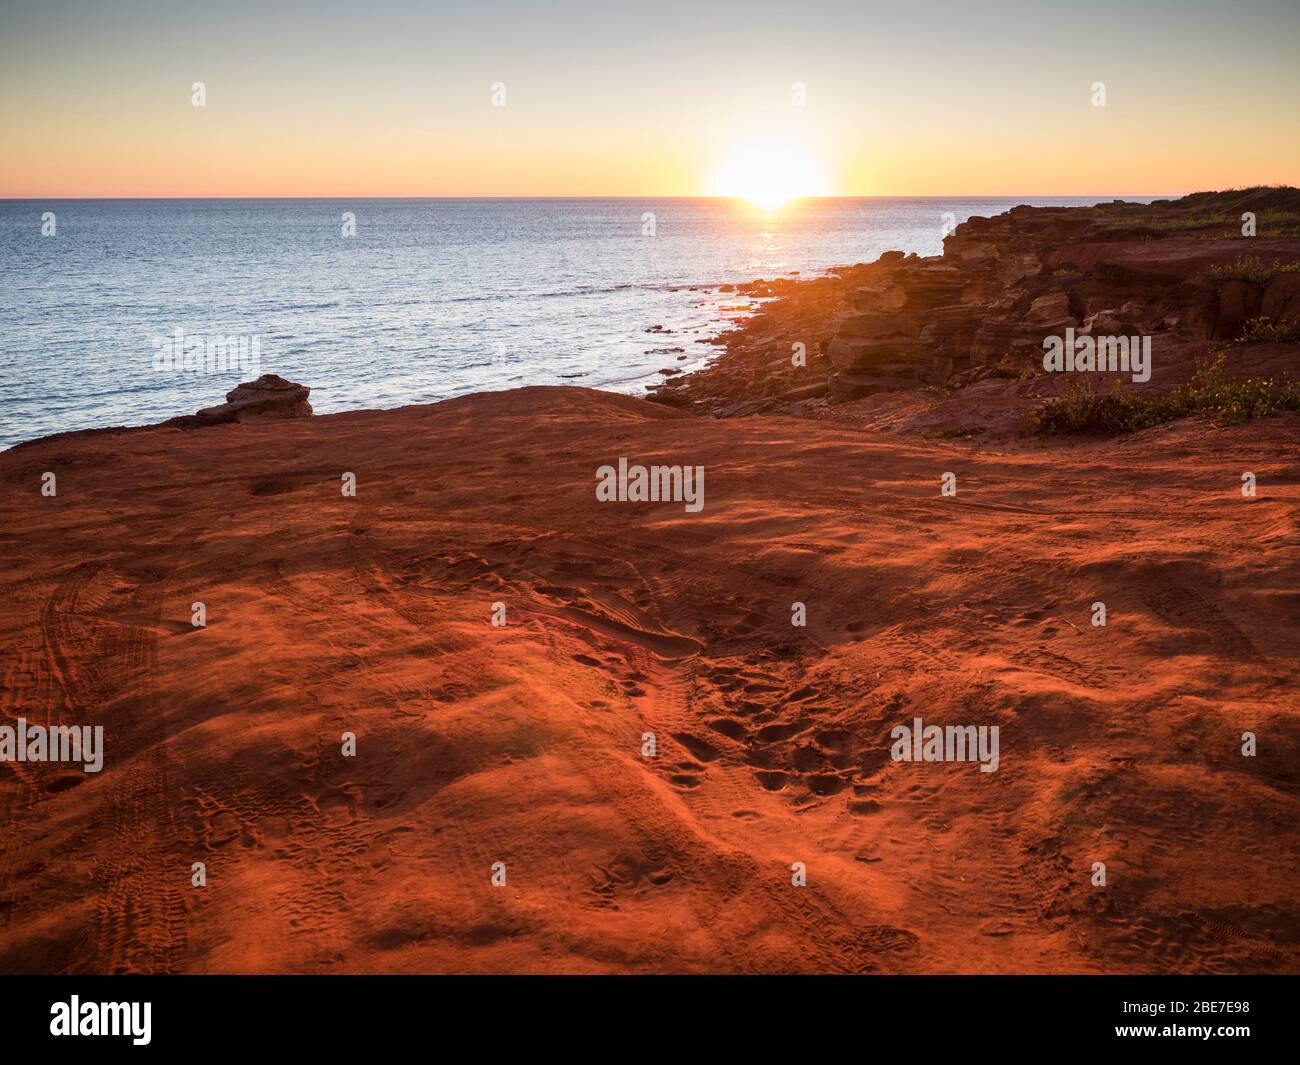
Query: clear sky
1 0 1297 197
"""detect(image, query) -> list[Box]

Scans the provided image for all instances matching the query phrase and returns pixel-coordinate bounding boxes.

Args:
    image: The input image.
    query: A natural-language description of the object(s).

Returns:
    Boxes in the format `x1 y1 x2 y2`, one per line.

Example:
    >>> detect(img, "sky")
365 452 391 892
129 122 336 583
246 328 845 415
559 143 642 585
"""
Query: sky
1 0 1297 198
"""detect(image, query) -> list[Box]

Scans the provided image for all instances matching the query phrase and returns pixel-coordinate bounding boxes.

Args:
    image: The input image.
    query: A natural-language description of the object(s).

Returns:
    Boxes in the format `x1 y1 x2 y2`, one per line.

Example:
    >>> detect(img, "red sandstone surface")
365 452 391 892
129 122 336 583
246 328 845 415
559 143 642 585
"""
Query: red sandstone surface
1 191 1298 973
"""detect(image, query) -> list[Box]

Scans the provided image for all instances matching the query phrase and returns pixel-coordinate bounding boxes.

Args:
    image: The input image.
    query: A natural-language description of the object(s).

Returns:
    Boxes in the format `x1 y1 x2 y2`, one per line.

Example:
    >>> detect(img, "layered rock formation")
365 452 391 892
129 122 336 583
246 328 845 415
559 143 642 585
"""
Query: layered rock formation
656 187 1300 422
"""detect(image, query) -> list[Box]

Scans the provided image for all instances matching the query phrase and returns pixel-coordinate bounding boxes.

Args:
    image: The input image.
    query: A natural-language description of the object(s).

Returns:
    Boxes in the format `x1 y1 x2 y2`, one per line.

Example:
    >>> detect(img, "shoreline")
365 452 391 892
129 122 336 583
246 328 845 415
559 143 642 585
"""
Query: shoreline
4 195 1168 451
18 187 1297 452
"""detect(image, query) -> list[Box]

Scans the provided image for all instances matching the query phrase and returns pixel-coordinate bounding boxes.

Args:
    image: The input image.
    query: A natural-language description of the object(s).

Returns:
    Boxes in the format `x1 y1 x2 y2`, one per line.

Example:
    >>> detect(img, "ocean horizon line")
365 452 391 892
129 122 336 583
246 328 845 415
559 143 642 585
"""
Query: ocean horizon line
0 193 1176 203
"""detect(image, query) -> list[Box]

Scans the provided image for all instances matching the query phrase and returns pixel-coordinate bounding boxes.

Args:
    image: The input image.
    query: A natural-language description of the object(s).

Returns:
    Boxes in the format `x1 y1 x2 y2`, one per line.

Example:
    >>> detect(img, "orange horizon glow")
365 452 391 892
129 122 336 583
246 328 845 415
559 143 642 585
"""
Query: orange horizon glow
0 2 1296 200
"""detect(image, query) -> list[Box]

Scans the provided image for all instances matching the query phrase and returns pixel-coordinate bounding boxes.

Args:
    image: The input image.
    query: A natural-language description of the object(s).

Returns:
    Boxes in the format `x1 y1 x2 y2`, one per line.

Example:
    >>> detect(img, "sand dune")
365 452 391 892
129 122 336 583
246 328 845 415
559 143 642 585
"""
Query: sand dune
0 385 1296 973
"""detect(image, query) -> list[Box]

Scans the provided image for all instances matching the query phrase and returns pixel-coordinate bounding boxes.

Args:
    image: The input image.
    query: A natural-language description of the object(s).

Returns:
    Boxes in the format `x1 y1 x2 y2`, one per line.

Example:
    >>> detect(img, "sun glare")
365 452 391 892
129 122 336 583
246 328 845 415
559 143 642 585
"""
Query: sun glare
711 135 830 210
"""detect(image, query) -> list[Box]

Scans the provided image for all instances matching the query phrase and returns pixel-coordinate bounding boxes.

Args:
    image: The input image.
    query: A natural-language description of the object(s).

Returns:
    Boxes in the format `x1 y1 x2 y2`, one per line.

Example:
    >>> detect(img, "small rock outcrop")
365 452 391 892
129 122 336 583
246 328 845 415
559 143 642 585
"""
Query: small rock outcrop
166 374 313 427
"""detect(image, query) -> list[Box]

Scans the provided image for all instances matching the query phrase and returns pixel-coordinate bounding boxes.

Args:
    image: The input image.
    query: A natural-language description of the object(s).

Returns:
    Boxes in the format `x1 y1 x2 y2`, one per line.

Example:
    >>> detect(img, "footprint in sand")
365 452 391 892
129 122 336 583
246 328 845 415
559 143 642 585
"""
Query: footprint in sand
671 732 720 762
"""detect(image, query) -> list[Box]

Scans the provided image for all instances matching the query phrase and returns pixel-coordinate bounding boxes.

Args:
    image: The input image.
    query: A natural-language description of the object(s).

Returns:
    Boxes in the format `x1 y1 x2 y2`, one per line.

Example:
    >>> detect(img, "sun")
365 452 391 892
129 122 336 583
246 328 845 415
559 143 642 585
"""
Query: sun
711 135 830 210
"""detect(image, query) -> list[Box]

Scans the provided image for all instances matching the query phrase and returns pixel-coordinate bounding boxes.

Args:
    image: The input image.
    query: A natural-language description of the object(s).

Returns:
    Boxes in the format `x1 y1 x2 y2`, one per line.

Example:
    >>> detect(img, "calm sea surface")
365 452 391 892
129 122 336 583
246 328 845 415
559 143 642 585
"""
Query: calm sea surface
0 196 1142 448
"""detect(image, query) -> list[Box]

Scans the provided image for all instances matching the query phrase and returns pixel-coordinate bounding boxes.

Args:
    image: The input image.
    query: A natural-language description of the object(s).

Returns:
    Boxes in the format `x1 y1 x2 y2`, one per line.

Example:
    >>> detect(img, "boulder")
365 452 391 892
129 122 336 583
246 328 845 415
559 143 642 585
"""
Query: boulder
1081 309 1124 335
995 250 1042 284
972 316 1067 364
1262 273 1300 324
829 371 924 402
960 280 1001 305
172 375 314 427
944 236 999 262
846 284 908 314
921 304 980 338
835 311 919 338
1027 290 1071 324
1214 279 1263 339
901 266 967 311
827 336 927 374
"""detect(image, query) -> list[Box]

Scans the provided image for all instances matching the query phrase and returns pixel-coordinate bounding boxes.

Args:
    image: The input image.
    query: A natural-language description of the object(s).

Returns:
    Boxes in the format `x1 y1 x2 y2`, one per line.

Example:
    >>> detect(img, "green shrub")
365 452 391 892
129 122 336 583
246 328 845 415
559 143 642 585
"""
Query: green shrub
1205 257 1300 285
1029 354 1300 435
1095 215 1233 237
1239 316 1300 343
923 426 984 440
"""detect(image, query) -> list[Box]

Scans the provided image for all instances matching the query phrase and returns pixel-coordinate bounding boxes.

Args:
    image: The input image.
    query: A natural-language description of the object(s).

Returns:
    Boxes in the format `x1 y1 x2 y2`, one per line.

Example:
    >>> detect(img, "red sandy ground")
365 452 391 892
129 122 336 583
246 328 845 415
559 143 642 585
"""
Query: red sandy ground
0 387 1297 973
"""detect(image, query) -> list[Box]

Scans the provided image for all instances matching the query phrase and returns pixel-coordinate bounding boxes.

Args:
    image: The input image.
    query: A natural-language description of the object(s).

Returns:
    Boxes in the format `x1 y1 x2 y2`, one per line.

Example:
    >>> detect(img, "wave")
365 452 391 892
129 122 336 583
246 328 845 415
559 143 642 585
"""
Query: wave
430 279 779 305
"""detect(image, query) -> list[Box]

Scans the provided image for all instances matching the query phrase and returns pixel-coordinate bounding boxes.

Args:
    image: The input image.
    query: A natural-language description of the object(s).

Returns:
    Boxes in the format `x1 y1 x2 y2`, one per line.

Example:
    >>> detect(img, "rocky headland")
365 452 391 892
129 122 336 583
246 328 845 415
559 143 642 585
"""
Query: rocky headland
651 187 1300 439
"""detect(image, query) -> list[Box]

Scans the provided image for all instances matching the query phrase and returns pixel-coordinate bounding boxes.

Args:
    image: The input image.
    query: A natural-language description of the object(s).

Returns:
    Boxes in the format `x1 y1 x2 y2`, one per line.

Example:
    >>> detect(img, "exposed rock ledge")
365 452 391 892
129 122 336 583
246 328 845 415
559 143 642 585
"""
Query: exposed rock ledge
9 374 314 451
650 186 1300 432
164 374 313 428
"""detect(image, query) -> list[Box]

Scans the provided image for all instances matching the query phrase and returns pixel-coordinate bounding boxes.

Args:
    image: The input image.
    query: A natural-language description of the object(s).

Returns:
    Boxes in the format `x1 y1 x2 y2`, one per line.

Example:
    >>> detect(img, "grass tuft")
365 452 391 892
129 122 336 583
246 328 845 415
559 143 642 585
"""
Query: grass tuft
1238 316 1300 343
1029 354 1300 435
1205 257 1300 285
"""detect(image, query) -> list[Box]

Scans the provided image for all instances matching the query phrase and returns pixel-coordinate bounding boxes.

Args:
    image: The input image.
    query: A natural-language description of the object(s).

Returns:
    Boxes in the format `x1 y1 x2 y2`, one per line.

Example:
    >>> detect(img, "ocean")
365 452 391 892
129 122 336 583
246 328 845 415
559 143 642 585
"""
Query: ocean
0 196 1136 449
